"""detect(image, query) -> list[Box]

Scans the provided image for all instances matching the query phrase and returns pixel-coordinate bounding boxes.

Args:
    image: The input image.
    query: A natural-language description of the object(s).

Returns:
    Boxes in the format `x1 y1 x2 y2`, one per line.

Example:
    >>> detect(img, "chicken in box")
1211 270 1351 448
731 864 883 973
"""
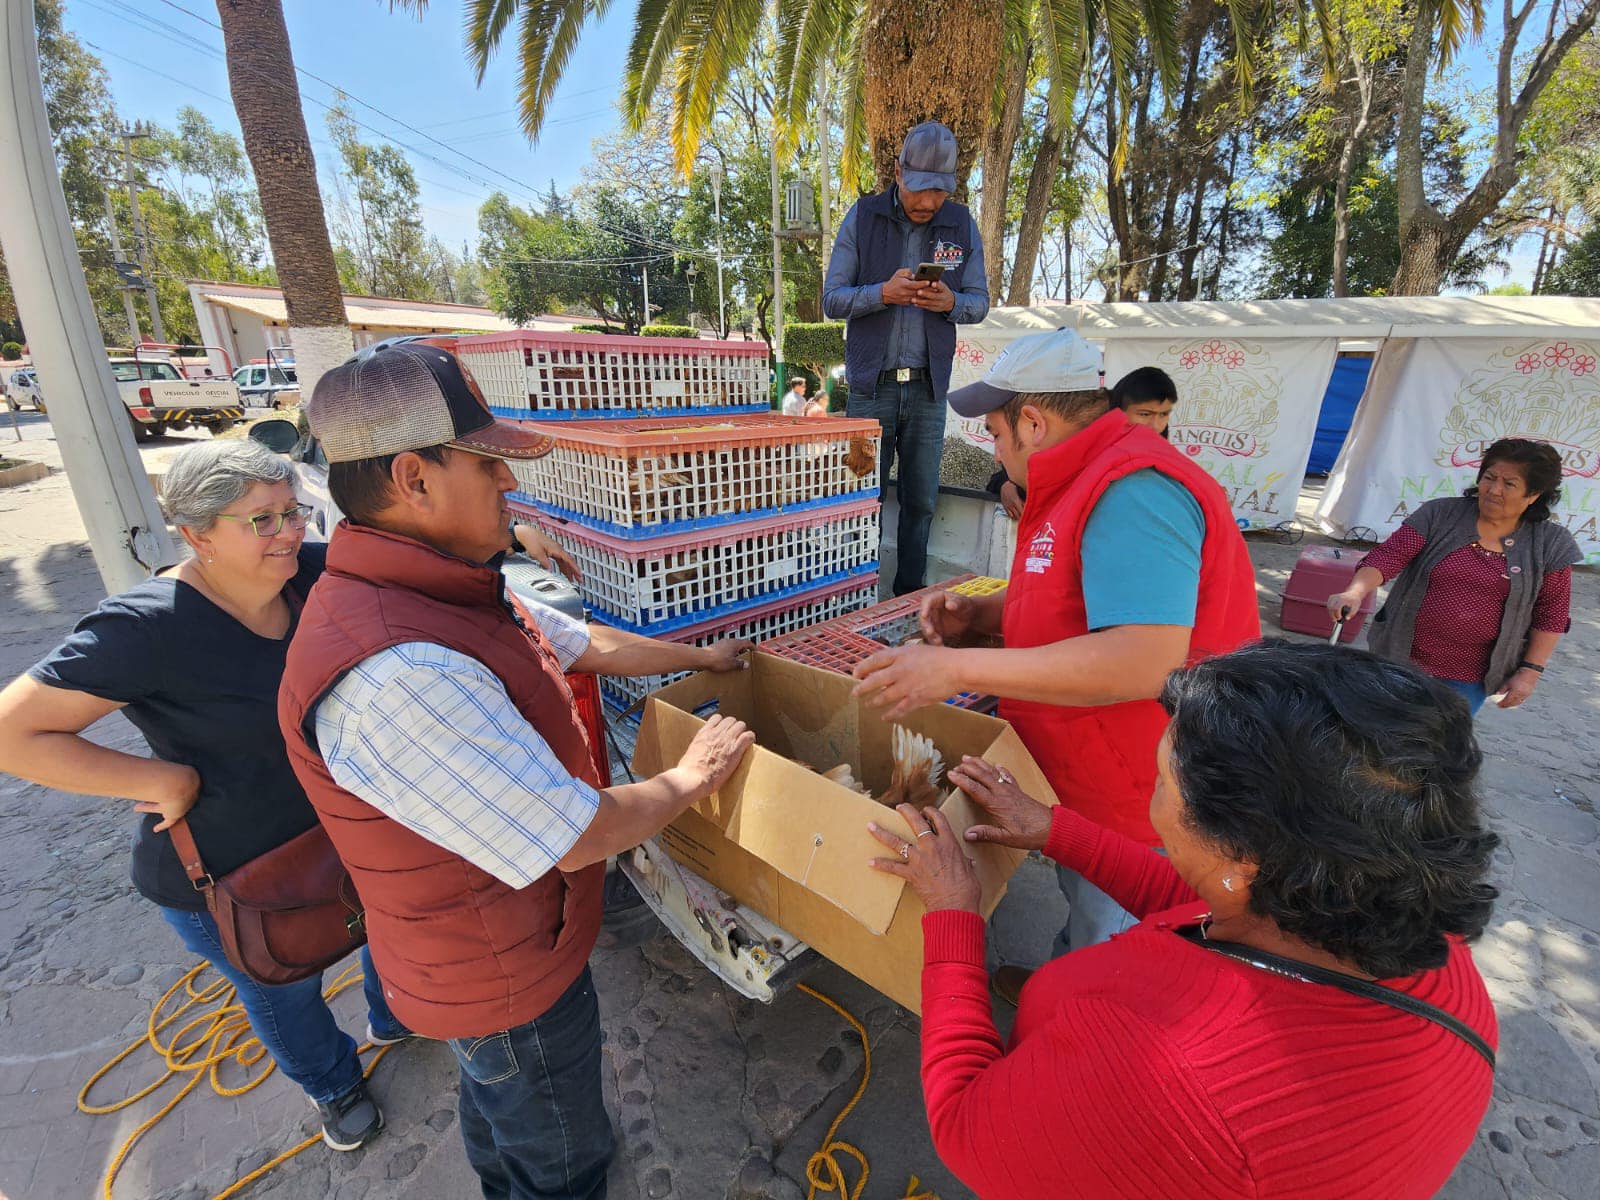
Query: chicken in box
632 652 1054 1013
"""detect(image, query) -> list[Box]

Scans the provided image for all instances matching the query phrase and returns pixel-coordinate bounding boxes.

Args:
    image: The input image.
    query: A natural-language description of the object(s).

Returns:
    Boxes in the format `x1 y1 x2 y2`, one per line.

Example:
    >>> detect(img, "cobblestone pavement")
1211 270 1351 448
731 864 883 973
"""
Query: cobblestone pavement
0 424 1596 1199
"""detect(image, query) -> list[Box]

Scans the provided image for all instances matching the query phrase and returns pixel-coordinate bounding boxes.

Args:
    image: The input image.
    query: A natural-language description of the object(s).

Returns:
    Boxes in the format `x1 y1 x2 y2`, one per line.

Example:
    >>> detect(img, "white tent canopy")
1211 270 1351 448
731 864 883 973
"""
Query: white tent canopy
943 296 1600 554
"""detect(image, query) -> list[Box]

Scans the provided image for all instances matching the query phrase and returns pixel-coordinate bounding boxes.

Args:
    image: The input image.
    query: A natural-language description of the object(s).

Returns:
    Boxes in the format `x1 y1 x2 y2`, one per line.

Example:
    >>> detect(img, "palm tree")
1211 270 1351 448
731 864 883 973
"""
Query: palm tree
213 0 351 396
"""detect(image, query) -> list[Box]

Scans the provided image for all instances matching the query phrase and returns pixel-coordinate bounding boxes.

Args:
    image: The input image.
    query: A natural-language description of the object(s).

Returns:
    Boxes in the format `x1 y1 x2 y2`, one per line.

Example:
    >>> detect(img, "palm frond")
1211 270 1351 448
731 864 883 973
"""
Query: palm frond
1035 0 1088 135
1139 0 1183 96
513 0 613 143
1433 0 1486 65
465 0 527 84
837 2 870 189
775 0 856 134
623 0 698 130
990 0 1034 121
669 0 767 177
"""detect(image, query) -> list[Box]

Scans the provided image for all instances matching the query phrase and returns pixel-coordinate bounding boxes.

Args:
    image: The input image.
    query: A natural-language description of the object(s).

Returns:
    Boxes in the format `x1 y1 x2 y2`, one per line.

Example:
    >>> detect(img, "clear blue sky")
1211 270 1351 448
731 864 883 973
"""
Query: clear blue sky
63 0 635 253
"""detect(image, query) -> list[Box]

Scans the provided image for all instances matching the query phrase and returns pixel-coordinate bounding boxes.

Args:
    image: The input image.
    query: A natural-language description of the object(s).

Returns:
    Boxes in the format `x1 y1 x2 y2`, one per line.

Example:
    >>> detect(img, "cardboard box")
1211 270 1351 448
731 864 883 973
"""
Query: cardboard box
632 653 1056 1013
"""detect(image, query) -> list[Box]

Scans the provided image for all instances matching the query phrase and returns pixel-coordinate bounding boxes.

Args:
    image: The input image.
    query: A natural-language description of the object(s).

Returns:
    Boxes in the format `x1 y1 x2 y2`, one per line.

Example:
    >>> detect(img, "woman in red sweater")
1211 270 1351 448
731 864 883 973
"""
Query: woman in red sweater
869 640 1499 1199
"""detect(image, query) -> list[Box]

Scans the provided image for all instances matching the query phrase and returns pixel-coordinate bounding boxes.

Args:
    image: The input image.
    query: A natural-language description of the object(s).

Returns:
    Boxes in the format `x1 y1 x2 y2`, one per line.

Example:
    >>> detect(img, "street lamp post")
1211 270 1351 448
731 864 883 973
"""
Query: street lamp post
708 162 726 337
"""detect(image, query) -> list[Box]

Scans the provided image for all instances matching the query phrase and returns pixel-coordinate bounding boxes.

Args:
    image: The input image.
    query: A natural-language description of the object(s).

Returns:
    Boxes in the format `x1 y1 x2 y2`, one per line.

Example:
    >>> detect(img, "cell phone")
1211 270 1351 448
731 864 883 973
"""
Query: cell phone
913 262 946 283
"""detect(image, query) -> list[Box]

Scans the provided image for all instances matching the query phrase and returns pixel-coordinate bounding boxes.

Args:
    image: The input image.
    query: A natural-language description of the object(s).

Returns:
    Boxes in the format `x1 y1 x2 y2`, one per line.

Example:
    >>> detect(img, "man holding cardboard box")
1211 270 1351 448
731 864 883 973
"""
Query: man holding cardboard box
278 342 756 1200
851 328 1261 994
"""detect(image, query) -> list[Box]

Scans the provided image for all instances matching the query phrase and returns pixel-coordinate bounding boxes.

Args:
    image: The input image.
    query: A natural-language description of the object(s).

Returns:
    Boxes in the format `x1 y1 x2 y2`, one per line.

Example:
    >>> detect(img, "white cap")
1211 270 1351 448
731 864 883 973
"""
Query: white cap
947 328 1103 417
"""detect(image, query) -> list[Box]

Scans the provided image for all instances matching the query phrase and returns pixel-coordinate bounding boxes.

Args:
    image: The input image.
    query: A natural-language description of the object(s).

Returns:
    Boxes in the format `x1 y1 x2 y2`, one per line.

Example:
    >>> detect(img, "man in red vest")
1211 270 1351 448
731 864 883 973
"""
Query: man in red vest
278 342 755 1199
853 328 1260 999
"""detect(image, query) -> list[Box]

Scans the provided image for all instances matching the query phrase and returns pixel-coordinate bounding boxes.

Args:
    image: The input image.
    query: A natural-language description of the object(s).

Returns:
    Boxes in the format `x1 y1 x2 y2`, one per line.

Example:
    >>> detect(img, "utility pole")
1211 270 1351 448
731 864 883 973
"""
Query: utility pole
0 2 174 592
641 261 651 329
709 163 727 337
102 189 144 343
818 67 833 284
118 122 166 344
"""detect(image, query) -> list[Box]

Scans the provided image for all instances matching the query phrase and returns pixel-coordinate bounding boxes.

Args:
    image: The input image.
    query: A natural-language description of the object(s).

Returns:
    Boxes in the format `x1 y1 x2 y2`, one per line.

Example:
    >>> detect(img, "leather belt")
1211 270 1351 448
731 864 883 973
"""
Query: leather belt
880 368 930 383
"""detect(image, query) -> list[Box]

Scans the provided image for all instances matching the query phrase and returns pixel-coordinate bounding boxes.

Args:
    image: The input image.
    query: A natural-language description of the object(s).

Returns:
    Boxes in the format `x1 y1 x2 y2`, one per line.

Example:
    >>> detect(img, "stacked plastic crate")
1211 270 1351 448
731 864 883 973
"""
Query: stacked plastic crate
761 575 1009 712
457 331 885 712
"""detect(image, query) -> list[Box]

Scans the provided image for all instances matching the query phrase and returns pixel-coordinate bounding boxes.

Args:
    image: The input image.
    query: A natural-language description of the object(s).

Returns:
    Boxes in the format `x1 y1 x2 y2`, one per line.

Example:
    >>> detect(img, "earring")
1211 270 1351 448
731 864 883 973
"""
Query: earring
1222 876 1236 893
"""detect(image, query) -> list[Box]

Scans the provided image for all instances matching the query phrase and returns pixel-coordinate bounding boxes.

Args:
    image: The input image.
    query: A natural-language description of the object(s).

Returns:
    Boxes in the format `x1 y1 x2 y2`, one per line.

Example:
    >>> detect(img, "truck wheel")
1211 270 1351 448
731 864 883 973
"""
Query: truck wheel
131 418 157 443
210 419 235 436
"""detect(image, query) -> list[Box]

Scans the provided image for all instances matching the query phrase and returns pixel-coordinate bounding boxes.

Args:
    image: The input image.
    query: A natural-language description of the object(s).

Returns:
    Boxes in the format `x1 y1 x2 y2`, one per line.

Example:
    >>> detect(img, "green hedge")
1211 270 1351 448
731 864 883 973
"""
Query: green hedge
784 322 845 376
641 324 696 338
1 342 21 362
571 323 622 335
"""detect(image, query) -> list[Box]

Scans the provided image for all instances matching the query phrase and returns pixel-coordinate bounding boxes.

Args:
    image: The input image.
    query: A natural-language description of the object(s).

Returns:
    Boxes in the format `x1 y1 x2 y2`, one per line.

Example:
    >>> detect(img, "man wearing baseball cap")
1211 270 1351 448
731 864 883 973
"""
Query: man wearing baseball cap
277 341 756 1197
823 120 989 595
852 328 1260 997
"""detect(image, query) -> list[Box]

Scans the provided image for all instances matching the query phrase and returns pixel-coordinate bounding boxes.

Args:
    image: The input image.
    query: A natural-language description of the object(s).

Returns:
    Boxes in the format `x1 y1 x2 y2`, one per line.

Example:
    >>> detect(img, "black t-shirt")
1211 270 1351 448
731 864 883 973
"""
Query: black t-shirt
29 544 328 910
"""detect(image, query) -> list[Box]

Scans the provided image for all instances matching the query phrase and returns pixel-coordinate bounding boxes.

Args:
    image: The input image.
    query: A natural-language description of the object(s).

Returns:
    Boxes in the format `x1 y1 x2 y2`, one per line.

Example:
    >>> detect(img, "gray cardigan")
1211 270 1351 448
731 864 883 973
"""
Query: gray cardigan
1365 496 1581 693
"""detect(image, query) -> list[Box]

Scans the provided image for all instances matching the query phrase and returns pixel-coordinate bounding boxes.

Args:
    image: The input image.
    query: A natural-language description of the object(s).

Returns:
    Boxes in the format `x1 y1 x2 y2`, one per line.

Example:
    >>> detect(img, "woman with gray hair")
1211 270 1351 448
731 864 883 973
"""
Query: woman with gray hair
0 439 403 1152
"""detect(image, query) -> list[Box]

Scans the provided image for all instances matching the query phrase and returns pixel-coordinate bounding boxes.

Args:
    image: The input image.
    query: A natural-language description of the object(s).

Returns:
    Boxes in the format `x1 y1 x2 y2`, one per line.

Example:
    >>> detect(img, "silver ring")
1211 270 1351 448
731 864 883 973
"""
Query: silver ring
916 829 936 839
995 769 1013 785
898 843 911 860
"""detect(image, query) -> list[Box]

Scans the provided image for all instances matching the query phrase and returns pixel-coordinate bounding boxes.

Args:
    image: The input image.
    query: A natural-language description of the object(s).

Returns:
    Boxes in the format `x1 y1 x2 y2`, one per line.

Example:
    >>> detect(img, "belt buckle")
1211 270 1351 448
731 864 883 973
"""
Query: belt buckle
895 368 911 383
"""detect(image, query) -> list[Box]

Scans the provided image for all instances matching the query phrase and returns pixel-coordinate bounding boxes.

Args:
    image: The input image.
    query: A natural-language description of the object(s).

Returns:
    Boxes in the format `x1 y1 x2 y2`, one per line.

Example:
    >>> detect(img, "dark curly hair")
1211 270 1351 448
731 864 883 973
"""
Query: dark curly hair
1464 437 1564 522
1159 640 1499 979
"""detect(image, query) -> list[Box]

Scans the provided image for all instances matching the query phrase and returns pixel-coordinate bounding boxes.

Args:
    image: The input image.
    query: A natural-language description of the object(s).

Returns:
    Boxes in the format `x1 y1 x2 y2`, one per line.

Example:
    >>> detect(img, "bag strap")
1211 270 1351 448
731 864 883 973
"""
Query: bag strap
166 818 216 899
1184 932 1495 1069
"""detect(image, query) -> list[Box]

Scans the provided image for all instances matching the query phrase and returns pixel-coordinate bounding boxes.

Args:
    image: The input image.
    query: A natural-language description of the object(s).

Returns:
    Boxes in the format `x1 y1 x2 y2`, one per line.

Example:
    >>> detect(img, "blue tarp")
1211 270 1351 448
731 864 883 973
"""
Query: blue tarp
1306 354 1373 476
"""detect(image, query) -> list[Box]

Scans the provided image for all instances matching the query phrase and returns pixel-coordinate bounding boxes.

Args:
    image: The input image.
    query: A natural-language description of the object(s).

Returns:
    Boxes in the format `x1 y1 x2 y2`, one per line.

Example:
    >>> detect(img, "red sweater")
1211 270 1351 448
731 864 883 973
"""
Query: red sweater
920 808 1497 1199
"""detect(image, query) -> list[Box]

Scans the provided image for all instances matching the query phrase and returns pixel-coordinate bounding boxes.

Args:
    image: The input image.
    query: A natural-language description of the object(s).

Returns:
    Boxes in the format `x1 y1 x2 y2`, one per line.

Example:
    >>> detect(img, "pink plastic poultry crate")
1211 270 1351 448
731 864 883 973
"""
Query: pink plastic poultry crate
597 575 880 714
456 330 769 419
504 414 882 538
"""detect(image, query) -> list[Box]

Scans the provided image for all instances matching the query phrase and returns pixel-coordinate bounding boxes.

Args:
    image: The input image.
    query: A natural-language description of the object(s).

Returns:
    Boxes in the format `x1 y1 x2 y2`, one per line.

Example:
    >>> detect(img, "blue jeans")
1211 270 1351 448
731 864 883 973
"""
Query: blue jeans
1050 865 1143 959
1436 677 1488 713
847 375 946 595
448 967 614 1200
159 906 405 1105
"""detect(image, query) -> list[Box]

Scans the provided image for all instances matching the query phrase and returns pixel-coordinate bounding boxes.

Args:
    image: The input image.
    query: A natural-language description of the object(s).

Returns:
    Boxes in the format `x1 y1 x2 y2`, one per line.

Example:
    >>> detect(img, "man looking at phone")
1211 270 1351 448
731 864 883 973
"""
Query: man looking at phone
824 120 989 595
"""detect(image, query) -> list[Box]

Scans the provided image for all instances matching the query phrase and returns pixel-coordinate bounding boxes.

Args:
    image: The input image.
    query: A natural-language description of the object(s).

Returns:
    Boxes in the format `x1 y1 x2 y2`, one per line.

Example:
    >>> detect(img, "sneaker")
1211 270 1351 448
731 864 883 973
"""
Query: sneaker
315 1079 384 1151
991 964 1035 1007
365 1022 413 1047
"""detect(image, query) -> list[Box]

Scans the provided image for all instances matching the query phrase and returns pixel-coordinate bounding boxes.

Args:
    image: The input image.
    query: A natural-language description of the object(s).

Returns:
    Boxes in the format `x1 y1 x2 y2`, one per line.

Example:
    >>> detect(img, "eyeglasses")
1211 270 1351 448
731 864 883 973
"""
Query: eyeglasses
216 503 313 538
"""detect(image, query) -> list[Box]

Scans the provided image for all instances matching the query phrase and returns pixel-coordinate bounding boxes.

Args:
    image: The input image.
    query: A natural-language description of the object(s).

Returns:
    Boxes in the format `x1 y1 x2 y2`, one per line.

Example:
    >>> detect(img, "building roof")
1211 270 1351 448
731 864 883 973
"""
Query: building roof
187 280 591 334
977 296 1600 340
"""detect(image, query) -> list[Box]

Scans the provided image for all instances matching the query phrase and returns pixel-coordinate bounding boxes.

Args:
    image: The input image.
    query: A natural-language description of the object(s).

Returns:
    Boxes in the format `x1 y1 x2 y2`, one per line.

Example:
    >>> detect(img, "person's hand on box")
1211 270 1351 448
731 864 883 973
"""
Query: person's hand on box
867 803 981 913
512 523 582 582
948 755 1052 852
918 589 977 646
852 642 962 720
676 714 755 796
700 638 754 674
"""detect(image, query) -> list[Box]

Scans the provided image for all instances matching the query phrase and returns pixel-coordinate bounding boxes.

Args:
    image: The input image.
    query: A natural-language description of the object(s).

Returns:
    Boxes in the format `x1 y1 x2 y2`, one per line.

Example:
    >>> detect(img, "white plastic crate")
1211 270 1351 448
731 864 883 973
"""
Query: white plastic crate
505 414 882 538
508 498 881 636
597 576 880 714
457 331 769 419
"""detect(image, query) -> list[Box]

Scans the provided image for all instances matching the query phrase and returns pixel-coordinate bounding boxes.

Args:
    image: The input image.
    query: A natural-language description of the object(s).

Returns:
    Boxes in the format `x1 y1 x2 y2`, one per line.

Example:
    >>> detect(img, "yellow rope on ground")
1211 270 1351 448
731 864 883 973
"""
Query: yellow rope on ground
798 984 940 1200
77 960 394 1200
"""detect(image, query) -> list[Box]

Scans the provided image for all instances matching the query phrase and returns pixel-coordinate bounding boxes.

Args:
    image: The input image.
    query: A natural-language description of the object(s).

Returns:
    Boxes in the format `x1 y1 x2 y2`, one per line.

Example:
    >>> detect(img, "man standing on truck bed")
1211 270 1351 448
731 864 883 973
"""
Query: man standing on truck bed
279 342 757 1198
824 120 989 596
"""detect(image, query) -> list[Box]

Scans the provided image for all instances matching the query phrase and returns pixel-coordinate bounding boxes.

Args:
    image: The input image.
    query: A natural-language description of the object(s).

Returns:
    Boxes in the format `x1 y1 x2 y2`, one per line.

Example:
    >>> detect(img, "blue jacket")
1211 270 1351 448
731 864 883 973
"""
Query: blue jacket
822 188 987 402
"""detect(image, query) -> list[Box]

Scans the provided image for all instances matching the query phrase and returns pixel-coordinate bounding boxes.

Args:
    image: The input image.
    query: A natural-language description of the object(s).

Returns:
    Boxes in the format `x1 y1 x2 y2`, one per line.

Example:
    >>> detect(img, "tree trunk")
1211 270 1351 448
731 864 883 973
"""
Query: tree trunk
862 0 1004 198
1177 169 1208 300
977 40 1030 301
1331 62 1373 298
1003 122 1066 305
1531 204 1557 294
214 0 351 397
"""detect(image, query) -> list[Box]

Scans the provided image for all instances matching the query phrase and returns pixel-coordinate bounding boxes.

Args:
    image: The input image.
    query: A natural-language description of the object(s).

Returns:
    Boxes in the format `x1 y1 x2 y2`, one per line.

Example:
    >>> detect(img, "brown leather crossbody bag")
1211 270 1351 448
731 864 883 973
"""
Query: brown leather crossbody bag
168 817 366 986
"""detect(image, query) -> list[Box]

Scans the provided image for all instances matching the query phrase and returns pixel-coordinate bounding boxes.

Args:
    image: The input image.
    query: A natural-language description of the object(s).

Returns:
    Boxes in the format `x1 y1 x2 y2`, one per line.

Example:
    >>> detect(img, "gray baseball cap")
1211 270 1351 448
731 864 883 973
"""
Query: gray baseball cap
899 121 958 193
308 340 554 464
946 328 1104 418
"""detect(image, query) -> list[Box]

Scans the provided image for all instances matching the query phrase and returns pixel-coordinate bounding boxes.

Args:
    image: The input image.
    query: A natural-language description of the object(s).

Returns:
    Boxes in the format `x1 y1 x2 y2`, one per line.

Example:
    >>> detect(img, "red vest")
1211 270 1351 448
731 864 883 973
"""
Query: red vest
278 522 604 1040
1000 411 1260 845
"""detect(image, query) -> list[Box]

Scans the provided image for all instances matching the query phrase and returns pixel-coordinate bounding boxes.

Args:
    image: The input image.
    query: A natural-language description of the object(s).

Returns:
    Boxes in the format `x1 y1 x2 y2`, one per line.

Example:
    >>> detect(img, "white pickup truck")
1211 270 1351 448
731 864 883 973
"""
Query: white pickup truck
111 356 243 441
